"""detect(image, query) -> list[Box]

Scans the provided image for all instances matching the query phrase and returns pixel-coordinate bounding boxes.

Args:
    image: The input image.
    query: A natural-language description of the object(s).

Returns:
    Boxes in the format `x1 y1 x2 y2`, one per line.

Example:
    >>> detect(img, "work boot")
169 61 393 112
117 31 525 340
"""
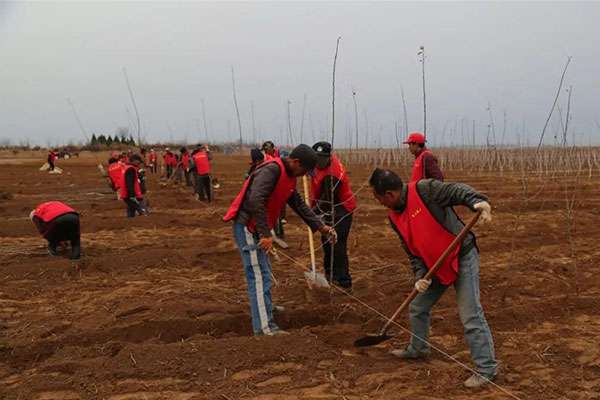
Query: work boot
272 305 286 314
47 243 58 256
464 373 496 388
391 347 429 360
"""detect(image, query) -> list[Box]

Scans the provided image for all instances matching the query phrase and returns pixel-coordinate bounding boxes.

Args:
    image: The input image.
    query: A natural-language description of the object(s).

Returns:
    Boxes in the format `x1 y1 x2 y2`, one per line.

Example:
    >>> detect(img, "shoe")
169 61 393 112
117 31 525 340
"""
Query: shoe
280 218 288 225
464 373 496 388
48 243 58 256
265 329 290 336
390 348 429 360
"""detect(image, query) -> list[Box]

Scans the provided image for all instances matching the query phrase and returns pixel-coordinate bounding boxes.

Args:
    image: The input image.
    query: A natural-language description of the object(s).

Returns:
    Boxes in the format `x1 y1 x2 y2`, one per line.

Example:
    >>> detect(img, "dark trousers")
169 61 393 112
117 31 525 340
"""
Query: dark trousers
48 160 55 171
166 165 173 178
195 173 212 202
45 213 80 258
124 198 146 218
184 169 192 186
321 208 352 288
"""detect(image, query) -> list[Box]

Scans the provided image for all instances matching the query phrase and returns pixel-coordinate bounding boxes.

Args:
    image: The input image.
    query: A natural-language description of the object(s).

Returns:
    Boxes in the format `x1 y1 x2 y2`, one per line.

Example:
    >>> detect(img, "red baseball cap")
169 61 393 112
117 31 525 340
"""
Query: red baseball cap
403 132 426 144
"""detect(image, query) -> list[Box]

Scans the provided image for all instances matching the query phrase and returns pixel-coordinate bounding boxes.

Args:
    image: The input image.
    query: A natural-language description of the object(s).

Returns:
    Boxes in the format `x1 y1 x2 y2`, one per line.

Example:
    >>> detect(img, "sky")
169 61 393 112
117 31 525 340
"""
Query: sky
0 1 599 148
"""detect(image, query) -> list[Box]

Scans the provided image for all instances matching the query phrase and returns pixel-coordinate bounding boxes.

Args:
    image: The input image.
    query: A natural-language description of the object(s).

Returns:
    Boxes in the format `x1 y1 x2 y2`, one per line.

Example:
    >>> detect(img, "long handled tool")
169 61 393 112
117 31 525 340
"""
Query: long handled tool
354 209 482 347
302 176 330 288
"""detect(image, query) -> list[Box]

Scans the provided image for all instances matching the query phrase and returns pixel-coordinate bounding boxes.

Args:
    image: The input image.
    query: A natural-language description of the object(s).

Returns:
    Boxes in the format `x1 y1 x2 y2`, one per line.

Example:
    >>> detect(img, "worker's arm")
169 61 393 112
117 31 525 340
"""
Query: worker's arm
422 153 444 181
287 191 324 232
421 179 488 211
245 163 280 238
389 218 428 280
124 168 137 199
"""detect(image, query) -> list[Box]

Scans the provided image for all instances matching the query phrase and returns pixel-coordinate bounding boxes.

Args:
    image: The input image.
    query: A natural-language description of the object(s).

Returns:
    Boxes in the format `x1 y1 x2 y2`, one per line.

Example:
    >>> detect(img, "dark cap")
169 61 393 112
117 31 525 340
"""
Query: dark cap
312 141 332 156
289 144 317 170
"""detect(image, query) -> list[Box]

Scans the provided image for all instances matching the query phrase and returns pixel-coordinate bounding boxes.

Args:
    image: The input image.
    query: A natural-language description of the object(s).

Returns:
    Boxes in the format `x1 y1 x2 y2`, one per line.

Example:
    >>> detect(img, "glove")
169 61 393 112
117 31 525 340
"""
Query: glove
415 278 432 293
258 237 274 252
473 201 492 224
319 225 338 244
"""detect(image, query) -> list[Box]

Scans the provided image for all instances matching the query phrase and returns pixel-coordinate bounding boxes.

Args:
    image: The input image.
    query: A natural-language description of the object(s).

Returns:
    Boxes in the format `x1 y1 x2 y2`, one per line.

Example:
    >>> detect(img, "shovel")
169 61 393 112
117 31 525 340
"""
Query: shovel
302 175 330 288
354 210 482 347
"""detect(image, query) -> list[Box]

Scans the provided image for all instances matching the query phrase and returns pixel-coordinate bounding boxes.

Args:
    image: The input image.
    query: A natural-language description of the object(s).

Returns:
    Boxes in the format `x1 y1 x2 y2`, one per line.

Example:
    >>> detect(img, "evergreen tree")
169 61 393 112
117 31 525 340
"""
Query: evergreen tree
90 133 98 146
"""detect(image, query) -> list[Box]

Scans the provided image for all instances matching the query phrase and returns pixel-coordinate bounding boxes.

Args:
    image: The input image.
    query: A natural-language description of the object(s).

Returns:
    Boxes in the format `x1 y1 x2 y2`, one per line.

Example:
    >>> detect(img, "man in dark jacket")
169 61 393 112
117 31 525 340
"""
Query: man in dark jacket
369 168 495 388
30 201 81 259
311 141 355 289
224 144 336 336
121 154 148 217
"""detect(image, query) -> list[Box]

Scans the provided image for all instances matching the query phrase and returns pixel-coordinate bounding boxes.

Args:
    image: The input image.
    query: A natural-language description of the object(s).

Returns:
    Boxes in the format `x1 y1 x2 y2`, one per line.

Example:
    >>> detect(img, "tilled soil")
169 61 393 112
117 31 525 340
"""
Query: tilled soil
0 151 599 400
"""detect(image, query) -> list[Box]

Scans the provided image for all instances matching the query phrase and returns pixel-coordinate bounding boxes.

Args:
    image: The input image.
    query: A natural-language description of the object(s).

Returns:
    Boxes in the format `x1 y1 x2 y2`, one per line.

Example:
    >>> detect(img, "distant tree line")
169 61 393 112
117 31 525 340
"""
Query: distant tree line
89 127 136 147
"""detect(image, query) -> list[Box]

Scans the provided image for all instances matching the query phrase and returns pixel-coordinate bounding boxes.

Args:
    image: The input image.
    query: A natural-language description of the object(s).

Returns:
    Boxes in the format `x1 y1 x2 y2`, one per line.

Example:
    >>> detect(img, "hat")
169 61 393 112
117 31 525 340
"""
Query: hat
289 144 317 170
250 148 264 164
312 141 332 156
403 132 426 144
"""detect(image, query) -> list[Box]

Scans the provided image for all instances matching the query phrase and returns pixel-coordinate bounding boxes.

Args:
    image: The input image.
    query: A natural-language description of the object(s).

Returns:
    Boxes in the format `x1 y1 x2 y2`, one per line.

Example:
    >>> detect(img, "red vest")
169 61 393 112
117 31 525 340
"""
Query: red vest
311 155 356 212
388 182 460 285
181 153 190 169
223 158 296 232
34 201 76 222
193 152 211 175
264 148 279 161
119 165 143 200
108 162 123 190
410 149 433 182
149 153 157 163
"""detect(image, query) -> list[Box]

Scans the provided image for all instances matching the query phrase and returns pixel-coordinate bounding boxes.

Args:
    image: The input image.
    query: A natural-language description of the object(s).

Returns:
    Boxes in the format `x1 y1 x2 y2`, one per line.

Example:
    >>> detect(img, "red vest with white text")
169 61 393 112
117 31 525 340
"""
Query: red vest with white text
34 201 76 222
310 155 356 212
410 149 433 182
193 152 211 175
388 182 460 285
119 165 143 200
223 158 296 232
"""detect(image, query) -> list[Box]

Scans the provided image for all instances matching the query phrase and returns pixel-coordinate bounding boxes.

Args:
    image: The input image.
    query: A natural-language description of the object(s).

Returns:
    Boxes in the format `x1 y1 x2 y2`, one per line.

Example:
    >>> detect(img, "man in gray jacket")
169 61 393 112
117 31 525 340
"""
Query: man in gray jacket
224 144 336 336
369 168 497 388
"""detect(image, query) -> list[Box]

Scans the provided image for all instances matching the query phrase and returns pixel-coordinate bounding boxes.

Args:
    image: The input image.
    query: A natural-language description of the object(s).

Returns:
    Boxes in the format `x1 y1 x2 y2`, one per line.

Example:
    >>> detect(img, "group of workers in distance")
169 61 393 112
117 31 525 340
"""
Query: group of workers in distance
31 131 497 388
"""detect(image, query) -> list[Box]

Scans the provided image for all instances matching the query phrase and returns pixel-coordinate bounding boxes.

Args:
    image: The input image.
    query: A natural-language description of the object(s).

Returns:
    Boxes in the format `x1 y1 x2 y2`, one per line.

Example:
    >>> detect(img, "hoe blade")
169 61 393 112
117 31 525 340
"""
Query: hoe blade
353 333 393 348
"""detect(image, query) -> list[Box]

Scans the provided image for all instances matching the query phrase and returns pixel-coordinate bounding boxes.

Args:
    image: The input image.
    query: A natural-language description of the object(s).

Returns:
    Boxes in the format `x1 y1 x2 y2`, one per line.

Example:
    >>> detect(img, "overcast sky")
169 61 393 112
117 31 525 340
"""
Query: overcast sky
1 1 598 147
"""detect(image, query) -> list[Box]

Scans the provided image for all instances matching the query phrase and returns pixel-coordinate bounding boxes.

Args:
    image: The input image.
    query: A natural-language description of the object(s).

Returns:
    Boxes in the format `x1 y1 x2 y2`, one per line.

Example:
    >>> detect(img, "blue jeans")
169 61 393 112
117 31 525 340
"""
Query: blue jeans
407 248 497 376
233 223 279 335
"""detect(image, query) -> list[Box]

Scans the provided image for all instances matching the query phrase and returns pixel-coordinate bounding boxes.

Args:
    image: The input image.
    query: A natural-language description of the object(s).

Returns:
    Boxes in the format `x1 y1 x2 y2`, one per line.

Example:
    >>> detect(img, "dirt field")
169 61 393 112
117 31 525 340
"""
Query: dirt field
1 150 598 400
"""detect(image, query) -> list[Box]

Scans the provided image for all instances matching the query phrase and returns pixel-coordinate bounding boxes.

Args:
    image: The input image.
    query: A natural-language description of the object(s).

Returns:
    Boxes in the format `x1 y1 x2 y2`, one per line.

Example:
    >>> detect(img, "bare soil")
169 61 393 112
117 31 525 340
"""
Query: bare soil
0 151 598 400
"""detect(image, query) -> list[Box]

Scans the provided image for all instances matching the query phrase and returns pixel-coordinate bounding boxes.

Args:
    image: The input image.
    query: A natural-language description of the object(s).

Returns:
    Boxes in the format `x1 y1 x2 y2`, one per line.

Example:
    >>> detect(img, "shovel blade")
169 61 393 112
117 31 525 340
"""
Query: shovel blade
353 333 392 348
304 271 330 288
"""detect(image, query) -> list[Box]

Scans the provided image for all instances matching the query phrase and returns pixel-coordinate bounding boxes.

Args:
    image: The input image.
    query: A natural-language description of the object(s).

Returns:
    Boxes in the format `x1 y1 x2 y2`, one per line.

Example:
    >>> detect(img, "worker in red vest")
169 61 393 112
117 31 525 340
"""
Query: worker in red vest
120 154 148 217
369 168 495 388
261 141 280 161
403 132 443 182
47 150 57 171
107 153 124 199
311 141 356 289
179 147 192 186
30 201 80 259
148 149 158 174
223 144 336 336
191 144 212 202
163 148 177 178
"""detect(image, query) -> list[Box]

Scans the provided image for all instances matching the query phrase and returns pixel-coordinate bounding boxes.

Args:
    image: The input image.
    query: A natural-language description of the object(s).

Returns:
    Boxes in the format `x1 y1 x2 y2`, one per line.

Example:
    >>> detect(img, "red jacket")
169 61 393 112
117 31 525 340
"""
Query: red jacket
388 182 460 285
181 153 190 169
311 155 356 213
223 158 296 232
33 201 76 223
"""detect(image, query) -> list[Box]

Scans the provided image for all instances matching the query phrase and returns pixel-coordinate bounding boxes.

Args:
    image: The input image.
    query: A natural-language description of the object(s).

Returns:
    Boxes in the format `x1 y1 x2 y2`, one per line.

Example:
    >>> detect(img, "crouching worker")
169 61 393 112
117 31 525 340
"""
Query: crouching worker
30 201 80 259
120 154 148 218
369 168 497 388
224 144 336 336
